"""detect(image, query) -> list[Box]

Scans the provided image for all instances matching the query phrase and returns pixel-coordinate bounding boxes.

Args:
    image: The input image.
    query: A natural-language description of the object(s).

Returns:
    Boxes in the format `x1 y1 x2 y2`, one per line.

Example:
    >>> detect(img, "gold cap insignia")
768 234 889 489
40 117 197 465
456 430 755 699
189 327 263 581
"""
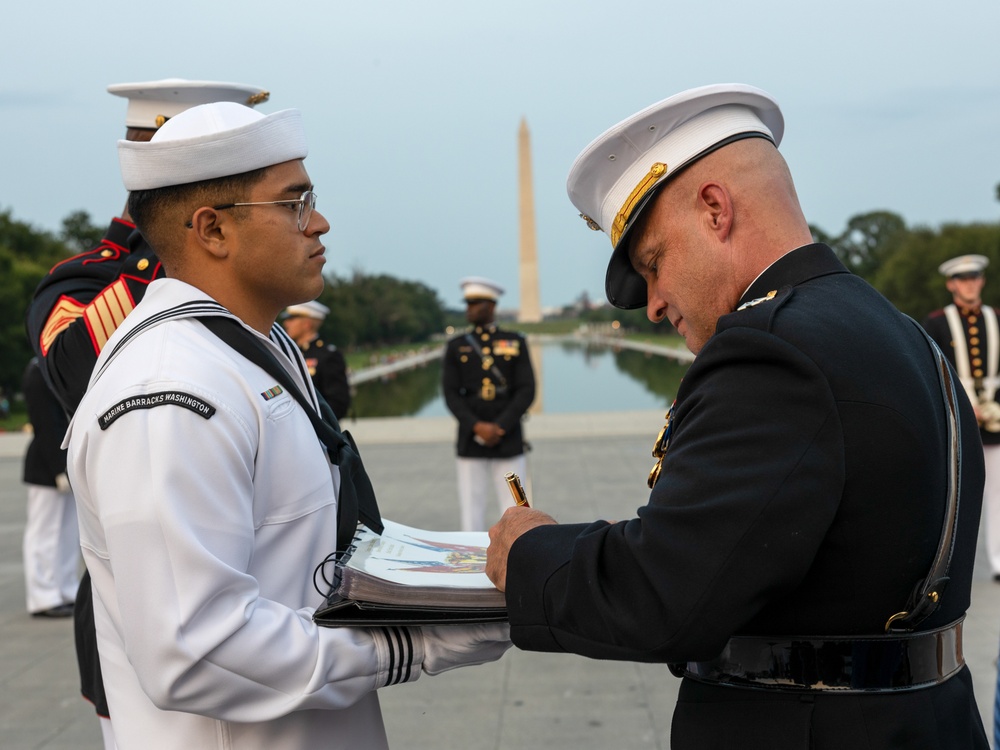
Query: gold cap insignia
611 162 667 247
246 91 271 106
580 213 602 232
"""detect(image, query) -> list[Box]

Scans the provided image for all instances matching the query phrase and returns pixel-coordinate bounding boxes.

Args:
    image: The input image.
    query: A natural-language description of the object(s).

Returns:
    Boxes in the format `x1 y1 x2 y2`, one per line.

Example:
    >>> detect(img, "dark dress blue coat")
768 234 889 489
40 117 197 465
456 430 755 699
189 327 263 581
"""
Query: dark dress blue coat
505 244 988 749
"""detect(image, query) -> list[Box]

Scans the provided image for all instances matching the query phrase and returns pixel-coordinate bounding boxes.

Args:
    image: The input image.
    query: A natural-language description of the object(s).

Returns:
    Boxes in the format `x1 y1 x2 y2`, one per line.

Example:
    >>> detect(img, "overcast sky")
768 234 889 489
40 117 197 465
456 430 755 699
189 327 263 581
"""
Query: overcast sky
3 1 998 311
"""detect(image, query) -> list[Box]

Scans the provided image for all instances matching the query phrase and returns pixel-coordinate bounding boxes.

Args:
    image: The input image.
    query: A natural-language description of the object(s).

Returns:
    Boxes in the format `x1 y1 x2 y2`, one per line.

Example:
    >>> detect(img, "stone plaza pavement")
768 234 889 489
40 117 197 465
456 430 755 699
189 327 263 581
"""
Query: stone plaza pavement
1 410 998 749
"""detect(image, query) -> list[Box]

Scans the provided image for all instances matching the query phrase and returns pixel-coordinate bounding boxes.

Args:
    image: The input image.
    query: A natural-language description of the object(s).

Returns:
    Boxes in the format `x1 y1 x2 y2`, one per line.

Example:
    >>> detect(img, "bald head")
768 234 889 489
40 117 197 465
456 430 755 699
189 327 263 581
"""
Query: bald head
625 137 814 353
634 137 812 289
674 137 806 240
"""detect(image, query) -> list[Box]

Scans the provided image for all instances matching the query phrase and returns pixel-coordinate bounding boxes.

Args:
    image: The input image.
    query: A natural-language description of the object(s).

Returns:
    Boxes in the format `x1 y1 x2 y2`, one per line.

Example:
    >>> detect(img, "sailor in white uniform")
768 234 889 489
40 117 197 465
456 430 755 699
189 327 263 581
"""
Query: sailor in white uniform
65 101 509 750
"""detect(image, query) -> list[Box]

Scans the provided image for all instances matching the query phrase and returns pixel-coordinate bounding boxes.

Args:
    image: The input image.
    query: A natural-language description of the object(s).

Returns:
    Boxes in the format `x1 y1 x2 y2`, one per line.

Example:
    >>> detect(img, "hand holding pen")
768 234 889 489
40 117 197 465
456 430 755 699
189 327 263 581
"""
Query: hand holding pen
504 472 530 507
487 472 556 591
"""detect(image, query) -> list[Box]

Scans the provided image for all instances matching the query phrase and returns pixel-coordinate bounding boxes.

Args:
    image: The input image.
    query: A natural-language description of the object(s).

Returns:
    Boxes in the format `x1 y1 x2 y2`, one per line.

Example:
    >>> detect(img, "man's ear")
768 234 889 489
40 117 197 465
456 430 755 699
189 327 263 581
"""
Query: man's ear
188 207 230 259
698 182 733 241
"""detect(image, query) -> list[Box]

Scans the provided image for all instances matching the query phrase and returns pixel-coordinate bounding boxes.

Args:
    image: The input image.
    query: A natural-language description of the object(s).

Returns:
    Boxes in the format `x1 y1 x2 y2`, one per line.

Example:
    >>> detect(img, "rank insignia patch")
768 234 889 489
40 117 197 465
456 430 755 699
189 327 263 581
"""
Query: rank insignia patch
99 391 217 430
39 296 87 355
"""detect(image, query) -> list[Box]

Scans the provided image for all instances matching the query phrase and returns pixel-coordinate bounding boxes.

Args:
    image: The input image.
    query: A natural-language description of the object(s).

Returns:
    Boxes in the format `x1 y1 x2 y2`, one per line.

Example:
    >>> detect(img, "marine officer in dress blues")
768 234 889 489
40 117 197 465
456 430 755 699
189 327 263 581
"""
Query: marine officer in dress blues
442 278 535 531
485 83 989 749
24 77 271 750
281 300 351 419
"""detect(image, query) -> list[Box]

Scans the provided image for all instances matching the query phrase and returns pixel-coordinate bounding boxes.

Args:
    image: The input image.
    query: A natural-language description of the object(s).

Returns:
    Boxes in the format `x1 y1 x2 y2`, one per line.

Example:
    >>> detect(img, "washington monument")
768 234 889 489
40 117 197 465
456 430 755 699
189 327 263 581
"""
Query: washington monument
517 118 542 323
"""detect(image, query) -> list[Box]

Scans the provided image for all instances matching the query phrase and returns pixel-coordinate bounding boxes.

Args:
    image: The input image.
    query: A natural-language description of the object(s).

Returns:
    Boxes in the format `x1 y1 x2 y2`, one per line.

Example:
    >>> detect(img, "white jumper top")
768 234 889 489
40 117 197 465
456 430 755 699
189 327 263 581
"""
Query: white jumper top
67 279 421 749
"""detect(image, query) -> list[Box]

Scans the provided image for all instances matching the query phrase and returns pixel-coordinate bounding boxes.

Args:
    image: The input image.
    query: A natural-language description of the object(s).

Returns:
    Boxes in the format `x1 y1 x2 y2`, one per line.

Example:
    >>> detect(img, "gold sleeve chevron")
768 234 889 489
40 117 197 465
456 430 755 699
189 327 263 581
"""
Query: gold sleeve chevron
39 279 136 356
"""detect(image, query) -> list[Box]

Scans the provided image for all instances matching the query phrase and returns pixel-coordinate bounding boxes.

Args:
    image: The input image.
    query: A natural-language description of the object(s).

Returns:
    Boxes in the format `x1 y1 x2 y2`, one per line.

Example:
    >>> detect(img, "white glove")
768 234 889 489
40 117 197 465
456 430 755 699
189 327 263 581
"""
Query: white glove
420 622 512 676
55 473 71 493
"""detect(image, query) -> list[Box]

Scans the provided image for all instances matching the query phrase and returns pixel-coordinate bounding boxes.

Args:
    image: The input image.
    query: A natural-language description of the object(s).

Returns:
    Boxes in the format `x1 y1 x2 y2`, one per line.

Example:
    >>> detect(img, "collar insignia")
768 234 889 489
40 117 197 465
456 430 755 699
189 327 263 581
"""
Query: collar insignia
737 290 777 311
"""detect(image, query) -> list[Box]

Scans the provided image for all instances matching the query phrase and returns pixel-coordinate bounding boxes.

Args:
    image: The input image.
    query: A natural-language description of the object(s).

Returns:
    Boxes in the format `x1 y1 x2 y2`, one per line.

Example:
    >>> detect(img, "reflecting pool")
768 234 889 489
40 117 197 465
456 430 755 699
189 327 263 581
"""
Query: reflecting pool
349 339 690 419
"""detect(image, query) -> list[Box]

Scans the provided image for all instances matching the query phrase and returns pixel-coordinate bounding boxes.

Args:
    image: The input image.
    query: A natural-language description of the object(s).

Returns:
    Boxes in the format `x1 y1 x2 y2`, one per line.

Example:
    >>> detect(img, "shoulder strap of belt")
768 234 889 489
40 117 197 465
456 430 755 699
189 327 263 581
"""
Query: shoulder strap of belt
886 319 963 632
198 315 383 553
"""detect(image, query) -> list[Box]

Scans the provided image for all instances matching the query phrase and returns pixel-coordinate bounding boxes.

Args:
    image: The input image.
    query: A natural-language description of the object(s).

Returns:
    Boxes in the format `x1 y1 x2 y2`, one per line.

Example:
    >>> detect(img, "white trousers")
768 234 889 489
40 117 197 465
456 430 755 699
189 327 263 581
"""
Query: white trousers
23 484 80 613
100 717 118 750
456 455 528 531
983 444 1000 575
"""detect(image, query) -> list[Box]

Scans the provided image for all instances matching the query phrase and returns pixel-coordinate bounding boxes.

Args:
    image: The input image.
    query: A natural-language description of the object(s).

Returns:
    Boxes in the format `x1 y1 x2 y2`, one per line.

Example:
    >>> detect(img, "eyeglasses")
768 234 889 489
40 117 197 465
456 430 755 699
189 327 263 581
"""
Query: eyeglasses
209 190 317 232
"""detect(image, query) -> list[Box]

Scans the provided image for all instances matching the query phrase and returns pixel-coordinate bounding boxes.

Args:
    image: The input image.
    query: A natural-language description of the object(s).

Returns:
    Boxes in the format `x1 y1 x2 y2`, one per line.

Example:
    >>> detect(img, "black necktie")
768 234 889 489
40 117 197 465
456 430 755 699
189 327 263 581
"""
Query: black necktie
199 316 383 553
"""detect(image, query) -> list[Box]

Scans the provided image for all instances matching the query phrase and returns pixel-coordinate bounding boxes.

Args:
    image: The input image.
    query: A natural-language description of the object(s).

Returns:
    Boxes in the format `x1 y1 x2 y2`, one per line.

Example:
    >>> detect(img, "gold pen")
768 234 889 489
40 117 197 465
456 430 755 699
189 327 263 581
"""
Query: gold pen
504 472 530 508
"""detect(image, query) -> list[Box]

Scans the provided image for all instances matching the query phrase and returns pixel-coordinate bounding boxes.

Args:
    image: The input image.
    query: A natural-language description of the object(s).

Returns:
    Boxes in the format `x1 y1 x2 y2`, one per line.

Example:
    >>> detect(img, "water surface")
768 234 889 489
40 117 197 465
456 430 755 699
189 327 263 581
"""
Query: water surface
350 339 690 419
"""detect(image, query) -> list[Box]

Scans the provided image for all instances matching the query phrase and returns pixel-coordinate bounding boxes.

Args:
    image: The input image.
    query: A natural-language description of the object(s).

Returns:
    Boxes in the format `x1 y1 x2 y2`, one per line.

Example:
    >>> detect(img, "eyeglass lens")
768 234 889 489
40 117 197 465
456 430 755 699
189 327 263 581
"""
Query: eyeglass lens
297 191 317 231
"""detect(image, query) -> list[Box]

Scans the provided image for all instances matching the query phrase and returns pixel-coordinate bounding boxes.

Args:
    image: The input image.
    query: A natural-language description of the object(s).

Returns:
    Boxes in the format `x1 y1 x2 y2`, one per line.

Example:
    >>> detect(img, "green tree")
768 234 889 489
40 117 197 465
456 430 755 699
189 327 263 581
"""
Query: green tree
60 210 105 255
809 223 835 246
318 270 446 348
0 210 74 396
827 211 908 282
872 222 1000 318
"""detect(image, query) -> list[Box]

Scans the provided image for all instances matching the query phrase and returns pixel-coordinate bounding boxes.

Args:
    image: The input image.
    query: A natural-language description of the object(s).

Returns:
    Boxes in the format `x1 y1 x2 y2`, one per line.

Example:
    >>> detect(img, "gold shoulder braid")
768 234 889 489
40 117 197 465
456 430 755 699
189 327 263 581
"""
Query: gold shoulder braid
648 399 676 488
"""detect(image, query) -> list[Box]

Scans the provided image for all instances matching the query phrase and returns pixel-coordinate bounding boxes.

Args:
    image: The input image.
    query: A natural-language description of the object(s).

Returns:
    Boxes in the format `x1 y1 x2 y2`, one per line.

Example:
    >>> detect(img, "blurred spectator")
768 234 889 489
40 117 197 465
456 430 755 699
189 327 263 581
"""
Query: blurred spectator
22 358 79 618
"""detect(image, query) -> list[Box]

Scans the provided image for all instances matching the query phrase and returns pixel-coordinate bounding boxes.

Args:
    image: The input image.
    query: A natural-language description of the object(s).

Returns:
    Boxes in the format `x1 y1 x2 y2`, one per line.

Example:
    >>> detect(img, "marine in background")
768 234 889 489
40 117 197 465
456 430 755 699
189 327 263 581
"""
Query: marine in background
442 277 535 531
922 253 1000 750
922 255 1000 576
281 300 351 419
21 357 79 619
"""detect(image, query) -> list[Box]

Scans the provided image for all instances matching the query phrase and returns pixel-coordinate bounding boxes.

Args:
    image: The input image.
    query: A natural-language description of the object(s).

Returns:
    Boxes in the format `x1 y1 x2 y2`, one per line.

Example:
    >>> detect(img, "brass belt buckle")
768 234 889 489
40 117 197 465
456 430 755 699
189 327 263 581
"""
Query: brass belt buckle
481 378 496 401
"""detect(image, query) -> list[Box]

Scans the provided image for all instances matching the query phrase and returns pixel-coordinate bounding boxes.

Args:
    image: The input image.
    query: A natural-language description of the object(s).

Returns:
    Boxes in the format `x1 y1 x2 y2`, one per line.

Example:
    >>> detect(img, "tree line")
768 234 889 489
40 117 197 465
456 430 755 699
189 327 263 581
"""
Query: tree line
0 209 446 400
1 205 998 399
576 210 999 330
815 211 1000 320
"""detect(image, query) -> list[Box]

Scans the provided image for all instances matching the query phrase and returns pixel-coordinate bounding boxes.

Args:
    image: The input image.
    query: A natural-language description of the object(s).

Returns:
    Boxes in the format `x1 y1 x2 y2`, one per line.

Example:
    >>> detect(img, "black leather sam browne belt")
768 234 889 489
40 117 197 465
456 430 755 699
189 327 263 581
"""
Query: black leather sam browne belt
683 321 967 693
682 618 965 693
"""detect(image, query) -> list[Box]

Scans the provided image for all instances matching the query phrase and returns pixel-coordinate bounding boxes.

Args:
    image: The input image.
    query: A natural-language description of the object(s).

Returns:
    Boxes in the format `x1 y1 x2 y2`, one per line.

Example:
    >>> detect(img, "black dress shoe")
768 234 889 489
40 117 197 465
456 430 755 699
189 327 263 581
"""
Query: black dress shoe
31 603 75 618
